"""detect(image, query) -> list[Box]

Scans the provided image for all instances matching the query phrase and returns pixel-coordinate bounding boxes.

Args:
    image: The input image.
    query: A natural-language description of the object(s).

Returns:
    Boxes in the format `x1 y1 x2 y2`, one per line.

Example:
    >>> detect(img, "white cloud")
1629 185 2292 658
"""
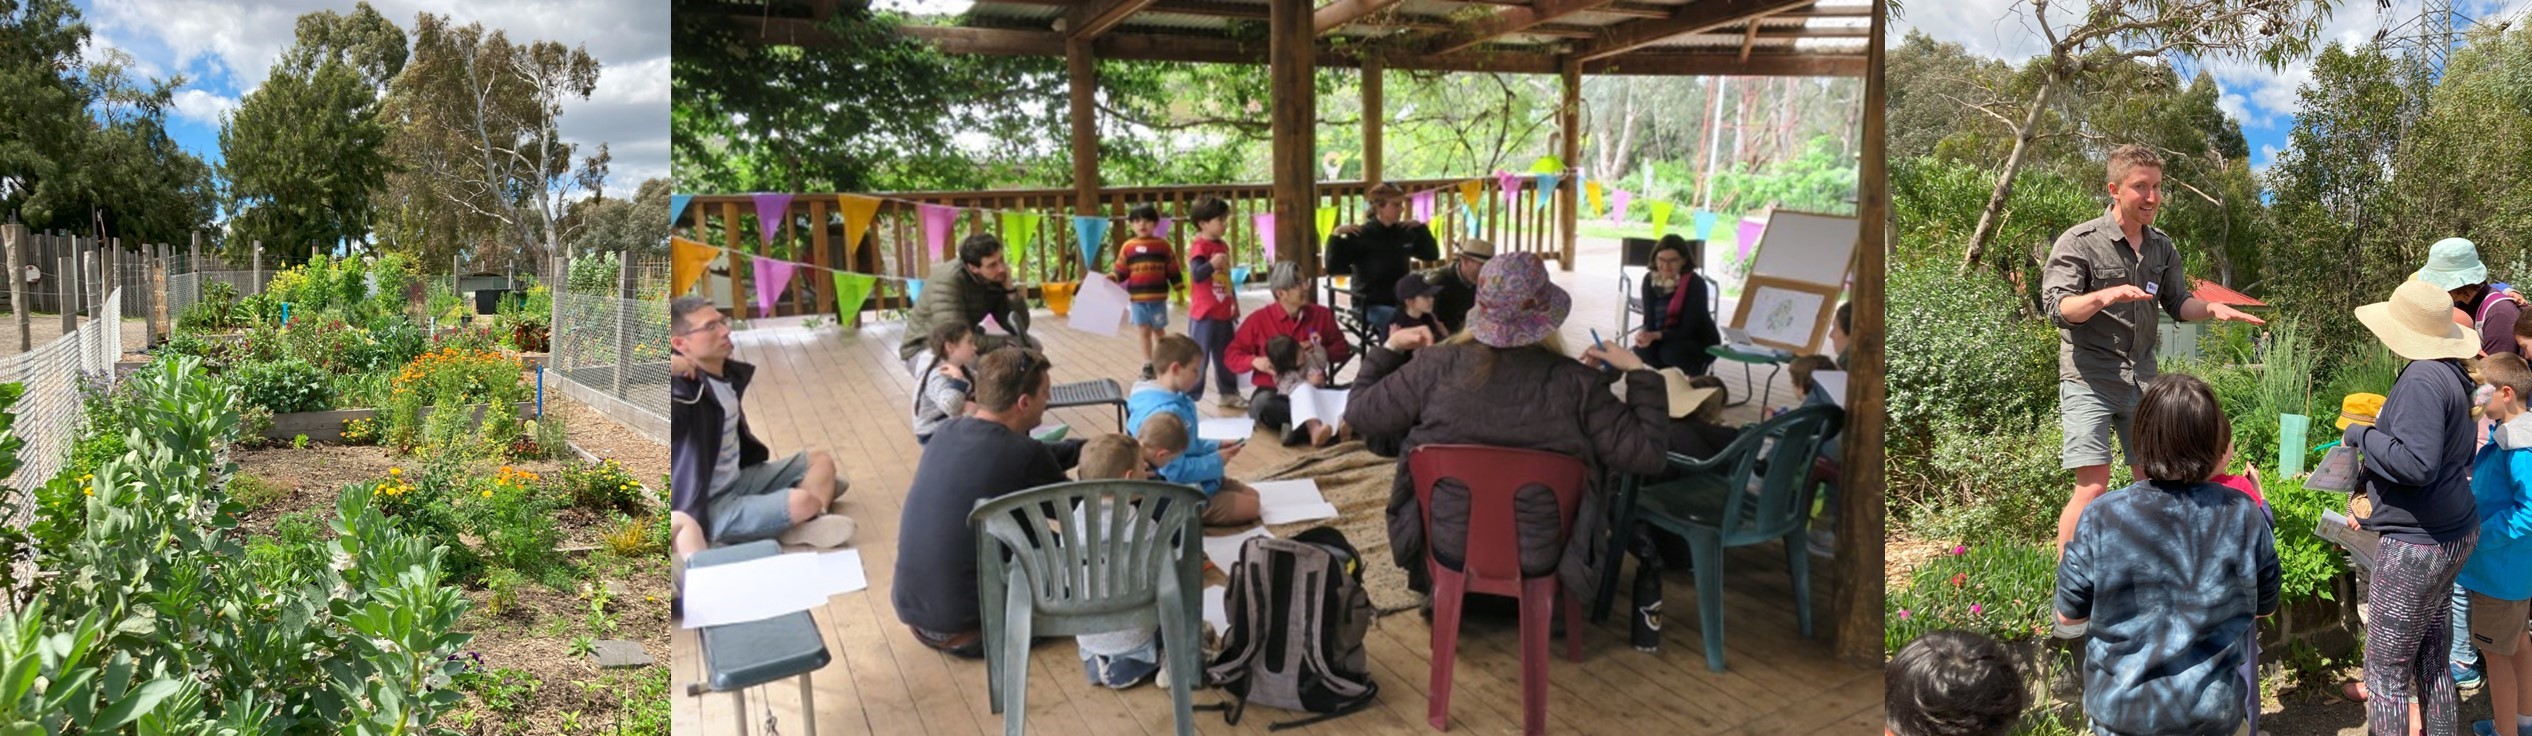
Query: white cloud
2217 91 2250 122
2254 143 2282 175
169 89 238 126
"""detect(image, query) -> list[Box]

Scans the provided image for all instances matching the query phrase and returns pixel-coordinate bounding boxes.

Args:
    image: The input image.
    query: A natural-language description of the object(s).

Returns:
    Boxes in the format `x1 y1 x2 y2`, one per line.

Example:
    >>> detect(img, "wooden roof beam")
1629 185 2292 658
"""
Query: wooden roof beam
1063 0 1164 40
889 23 1866 77
1316 0 1411 34
1575 0 1815 61
1419 0 1618 56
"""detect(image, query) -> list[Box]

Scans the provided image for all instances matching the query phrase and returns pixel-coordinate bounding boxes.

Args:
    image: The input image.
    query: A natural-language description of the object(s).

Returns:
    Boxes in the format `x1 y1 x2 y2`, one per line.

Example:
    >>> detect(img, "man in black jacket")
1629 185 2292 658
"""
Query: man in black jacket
669 297 854 562
1325 183 1440 329
1423 237 1491 334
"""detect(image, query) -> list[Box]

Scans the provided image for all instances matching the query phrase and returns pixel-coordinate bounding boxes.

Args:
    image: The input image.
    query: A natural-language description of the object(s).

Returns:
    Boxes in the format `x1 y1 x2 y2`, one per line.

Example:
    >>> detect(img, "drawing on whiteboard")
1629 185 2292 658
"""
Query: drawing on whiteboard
1742 285 1826 349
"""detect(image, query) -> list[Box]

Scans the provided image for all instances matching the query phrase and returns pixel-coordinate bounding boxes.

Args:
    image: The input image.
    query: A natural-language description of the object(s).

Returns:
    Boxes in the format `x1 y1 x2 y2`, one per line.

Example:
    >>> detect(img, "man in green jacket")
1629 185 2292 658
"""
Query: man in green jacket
900 233 1038 372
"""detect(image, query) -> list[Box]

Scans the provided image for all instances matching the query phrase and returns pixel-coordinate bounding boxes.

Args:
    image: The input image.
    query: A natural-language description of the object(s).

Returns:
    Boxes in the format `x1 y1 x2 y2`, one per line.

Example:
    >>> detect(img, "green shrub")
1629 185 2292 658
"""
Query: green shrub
1901 415 2068 545
1886 540 2059 655
228 473 290 511
560 457 647 513
481 567 527 618
454 665 540 715
230 357 333 414
2265 475 2354 604
384 346 527 453
463 466 563 579
1888 256 2060 506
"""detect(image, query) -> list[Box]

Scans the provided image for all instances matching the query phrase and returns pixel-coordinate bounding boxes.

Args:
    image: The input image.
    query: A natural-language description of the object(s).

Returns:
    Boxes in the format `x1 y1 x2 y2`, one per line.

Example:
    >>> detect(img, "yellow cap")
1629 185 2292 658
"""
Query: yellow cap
2338 393 2387 431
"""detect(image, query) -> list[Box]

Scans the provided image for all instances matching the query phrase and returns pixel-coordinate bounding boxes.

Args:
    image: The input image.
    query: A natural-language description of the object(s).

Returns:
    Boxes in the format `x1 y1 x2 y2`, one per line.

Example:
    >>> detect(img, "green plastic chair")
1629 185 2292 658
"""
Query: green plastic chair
970 480 1206 736
1594 403 1842 672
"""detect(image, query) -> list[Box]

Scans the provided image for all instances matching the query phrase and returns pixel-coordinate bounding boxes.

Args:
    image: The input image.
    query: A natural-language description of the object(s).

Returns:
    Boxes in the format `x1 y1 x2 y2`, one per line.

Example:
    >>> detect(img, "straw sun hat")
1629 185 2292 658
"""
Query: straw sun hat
2355 277 2481 362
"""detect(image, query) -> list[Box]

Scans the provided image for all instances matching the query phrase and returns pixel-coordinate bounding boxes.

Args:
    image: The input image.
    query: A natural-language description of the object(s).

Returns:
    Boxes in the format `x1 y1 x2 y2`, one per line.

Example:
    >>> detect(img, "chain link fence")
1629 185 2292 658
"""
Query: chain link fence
550 288 669 445
2 289 122 526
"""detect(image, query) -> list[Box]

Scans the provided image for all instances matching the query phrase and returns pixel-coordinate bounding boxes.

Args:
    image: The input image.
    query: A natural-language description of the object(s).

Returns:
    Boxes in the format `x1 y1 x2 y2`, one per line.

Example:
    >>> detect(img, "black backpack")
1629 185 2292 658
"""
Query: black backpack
1200 526 1380 730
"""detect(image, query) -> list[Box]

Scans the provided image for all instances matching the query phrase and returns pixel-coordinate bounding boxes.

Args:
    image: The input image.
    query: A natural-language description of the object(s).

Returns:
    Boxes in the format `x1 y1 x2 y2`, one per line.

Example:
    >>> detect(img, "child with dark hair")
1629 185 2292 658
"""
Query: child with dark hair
1886 630 2027 736
910 321 979 445
1184 196 1244 407
2465 353 2532 736
1264 335 1336 446
1115 204 1183 380
2056 372 2280 736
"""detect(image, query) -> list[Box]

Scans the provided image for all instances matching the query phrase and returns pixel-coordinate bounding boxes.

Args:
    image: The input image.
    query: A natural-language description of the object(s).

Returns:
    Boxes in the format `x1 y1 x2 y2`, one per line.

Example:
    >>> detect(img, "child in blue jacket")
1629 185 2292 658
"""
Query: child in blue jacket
1125 334 1258 525
2465 353 2532 736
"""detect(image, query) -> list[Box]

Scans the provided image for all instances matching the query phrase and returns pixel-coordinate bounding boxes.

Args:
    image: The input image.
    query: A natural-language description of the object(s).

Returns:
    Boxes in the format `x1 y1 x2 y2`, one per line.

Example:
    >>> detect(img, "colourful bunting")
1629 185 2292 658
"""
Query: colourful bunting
1739 218 1766 260
1457 180 1484 211
1534 174 1561 211
1496 171 1521 208
671 237 720 297
1316 207 1336 244
837 195 882 261
751 193 792 246
833 272 875 324
999 212 1034 272
1411 191 1436 224
918 204 959 260
1253 212 1277 260
1074 215 1110 271
1156 217 1174 242
754 258 797 318
1693 209 1718 240
1585 181 1605 218
1610 190 1634 225
907 278 925 302
1461 203 1480 238
1649 201 1675 240
1232 265 1251 289
670 194 693 227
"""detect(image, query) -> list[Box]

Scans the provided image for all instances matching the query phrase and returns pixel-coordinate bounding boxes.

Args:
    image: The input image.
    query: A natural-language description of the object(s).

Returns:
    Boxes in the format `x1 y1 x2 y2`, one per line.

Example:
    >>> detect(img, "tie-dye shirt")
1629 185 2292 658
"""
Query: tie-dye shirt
2056 479 2281 736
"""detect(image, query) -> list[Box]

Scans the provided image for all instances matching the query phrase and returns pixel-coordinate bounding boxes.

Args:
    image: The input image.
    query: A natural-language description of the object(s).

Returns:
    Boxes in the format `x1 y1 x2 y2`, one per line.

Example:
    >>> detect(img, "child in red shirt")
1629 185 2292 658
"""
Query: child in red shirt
1184 197 1244 408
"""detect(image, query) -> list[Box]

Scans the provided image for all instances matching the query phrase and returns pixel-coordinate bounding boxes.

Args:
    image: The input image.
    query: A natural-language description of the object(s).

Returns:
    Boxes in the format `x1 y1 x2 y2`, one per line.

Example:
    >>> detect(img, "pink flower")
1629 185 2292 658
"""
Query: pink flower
1897 609 1911 619
1970 603 1984 615
1952 545 1969 556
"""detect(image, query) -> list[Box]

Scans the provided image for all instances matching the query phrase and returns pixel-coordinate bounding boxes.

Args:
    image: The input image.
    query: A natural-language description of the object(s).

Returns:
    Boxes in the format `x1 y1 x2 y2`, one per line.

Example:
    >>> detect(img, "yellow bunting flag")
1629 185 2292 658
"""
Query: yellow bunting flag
1316 207 1337 244
1457 180 1484 211
1649 200 1675 240
1585 180 1605 217
837 194 882 261
671 237 721 297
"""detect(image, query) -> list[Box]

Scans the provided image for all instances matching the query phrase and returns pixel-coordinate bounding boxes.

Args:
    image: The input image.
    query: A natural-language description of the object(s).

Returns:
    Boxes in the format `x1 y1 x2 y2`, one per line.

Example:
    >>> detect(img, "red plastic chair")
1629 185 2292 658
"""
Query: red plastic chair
1407 444 1591 735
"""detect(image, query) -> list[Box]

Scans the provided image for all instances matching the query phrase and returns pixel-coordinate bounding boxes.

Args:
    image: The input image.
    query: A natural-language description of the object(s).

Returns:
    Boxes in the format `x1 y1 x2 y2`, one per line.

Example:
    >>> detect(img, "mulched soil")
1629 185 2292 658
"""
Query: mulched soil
231 436 670 734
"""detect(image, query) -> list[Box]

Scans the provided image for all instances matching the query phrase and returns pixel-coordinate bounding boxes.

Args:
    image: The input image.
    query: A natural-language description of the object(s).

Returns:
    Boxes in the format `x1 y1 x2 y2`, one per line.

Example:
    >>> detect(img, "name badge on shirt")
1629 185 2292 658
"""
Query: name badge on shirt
2144 281 2159 296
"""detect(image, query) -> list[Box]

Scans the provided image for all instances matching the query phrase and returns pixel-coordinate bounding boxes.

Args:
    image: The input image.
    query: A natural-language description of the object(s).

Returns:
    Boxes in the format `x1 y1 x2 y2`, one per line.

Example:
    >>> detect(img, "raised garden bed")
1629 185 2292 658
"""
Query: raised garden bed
265 401 541 442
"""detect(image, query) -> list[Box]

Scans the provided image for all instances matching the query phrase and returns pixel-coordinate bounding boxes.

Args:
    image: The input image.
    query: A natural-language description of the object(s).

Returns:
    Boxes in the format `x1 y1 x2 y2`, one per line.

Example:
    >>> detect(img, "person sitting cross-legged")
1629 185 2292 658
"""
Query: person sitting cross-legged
893 347 1084 658
668 296 854 564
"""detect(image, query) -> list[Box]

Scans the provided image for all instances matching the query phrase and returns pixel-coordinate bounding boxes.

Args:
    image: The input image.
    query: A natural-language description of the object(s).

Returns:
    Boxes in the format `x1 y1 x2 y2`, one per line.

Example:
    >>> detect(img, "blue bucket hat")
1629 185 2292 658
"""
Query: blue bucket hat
2417 237 2488 291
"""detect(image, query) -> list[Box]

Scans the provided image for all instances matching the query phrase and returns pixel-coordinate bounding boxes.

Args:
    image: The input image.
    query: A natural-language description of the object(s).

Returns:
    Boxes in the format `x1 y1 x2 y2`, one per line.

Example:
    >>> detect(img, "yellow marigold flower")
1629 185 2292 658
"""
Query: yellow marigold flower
481 490 493 499
389 467 401 476
82 487 92 496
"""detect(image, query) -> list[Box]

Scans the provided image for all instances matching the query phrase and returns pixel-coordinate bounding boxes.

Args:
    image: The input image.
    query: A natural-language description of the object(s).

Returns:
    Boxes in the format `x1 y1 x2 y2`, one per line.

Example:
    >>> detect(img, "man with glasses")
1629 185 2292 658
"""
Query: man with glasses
893 346 1083 657
1327 182 1441 330
668 297 854 566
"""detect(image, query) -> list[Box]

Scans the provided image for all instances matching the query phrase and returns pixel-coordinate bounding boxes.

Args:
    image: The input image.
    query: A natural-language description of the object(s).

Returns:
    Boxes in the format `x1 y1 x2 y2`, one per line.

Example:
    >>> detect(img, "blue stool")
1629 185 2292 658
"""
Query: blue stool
688 540 832 735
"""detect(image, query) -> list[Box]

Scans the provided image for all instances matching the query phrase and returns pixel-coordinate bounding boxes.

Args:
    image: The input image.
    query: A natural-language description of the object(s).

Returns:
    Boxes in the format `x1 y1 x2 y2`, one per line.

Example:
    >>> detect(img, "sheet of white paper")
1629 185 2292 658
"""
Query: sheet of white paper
1287 384 1349 431
1812 371 1848 407
1261 502 1341 525
1203 585 1230 634
977 313 1012 336
1249 479 1323 508
817 549 868 597
1068 273 1131 337
1203 526 1273 572
1198 417 1256 443
681 553 830 629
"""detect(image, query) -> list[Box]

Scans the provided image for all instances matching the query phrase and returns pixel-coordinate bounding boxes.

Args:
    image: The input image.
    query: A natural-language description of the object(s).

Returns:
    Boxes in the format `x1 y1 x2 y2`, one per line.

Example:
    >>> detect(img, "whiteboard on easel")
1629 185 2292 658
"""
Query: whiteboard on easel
1748 211 1860 288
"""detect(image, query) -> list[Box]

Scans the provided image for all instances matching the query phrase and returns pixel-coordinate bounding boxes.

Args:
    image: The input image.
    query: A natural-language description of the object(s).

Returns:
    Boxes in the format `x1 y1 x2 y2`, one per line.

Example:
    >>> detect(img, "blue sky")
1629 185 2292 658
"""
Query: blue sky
72 0 669 202
1891 0 2532 179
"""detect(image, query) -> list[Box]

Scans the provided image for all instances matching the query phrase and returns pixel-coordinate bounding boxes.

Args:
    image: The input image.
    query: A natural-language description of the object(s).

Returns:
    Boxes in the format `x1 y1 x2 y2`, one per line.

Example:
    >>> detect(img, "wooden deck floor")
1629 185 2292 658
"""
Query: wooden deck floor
669 238 1882 735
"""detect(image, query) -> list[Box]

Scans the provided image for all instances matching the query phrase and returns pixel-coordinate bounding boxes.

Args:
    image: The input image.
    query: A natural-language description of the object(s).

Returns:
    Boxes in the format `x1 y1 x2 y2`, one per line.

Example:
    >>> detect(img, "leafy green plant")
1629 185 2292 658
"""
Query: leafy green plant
481 568 526 618
453 665 539 715
618 668 671 736
228 472 290 511
602 513 659 558
562 457 647 513
342 416 381 445
2264 475 2354 604
230 357 334 414
567 635 595 659
460 466 562 578
1886 541 2059 655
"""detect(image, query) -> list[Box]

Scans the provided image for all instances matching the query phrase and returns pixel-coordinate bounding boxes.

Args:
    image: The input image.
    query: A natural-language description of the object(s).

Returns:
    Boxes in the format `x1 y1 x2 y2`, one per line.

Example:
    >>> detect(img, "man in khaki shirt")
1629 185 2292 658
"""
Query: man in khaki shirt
2044 145 2264 554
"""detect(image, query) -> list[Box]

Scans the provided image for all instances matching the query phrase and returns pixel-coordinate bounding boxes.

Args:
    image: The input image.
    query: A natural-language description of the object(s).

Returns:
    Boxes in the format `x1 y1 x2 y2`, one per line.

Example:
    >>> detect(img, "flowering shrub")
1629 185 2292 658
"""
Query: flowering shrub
384 347 529 452
459 465 562 579
560 457 646 513
342 416 381 445
1885 541 2059 656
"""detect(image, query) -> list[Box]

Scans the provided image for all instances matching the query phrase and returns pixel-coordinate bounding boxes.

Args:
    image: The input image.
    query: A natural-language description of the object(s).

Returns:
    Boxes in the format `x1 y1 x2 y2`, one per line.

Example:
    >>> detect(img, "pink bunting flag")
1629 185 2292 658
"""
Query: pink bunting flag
1253 212 1278 260
1609 190 1634 225
1156 216 1174 241
751 193 792 245
1496 170 1521 208
753 258 797 318
1411 191 1435 223
918 204 959 259
1738 218 1767 260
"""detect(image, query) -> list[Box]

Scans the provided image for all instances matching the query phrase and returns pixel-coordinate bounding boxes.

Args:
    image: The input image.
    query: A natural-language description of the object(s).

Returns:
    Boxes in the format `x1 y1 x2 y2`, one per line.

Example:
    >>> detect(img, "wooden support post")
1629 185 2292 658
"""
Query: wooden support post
1362 58 1383 186
141 242 159 348
1558 55 1581 271
1269 0 1318 280
1067 38 1101 282
251 241 263 295
190 232 200 274
58 256 74 335
1832 0 1887 665
723 201 743 315
810 198 835 316
154 243 169 343
4 224 22 353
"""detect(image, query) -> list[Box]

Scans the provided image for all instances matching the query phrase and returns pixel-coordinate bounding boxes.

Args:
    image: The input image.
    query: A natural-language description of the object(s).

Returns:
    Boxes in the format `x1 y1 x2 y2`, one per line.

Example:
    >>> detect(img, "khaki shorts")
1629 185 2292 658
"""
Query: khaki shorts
2060 380 2138 470
2470 592 2531 656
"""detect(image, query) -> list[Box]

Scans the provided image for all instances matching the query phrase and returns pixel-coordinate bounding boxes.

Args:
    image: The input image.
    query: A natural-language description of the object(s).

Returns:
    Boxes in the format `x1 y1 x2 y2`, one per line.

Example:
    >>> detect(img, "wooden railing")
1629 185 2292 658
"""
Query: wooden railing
677 175 1572 323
